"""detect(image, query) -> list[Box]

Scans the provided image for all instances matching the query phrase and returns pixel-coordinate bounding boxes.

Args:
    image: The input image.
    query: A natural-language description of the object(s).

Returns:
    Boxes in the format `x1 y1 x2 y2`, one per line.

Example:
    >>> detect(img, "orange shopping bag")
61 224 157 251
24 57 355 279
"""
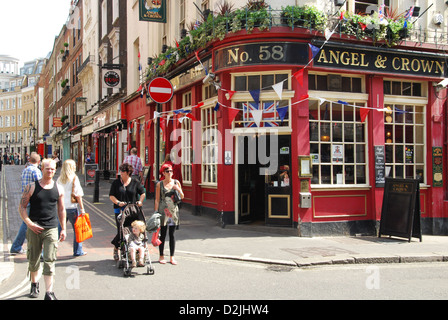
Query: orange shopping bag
74 213 93 243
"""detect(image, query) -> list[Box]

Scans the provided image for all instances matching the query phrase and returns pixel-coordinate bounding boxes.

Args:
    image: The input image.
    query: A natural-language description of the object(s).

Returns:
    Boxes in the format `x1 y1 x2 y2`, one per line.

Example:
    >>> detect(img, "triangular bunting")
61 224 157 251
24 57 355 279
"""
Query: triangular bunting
227 108 240 127
249 89 260 105
214 102 220 111
293 69 304 87
277 107 289 122
272 82 284 100
309 44 320 59
252 109 263 127
225 90 236 100
187 113 197 121
360 108 369 123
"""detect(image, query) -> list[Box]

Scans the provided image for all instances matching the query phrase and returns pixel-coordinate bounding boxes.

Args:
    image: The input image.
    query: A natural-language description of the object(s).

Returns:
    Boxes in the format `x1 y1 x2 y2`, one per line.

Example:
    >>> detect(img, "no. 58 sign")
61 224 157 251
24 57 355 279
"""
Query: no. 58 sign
214 42 308 71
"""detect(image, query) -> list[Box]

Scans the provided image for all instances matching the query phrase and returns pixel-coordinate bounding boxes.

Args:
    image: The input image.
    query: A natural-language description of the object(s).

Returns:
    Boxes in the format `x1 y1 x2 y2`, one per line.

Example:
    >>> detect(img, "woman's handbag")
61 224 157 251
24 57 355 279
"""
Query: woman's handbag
172 180 182 205
71 177 78 203
74 213 93 242
151 228 161 247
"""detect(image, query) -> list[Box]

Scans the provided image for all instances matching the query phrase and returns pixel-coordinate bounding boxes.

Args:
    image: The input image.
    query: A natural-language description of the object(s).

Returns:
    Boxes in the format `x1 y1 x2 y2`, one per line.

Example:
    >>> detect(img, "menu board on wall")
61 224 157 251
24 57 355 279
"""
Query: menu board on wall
374 146 385 187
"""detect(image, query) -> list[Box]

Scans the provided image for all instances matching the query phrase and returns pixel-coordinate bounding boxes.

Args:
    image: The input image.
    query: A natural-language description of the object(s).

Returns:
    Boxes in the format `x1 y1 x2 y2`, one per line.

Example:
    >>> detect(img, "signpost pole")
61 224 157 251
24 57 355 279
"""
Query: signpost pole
156 103 161 179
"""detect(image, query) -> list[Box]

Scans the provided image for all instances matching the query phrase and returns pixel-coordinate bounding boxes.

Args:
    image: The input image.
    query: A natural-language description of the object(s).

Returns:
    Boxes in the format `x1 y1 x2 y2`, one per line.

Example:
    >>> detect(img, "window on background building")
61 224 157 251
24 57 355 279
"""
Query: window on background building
101 0 107 39
201 104 218 185
179 0 185 33
181 91 192 183
352 0 390 15
384 80 426 182
309 99 368 186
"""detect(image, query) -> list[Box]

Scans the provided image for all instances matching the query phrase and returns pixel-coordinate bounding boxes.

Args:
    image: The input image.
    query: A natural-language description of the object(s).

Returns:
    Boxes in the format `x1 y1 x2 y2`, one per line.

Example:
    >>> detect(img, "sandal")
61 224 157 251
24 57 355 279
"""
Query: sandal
138 260 145 267
159 259 167 264
170 258 178 265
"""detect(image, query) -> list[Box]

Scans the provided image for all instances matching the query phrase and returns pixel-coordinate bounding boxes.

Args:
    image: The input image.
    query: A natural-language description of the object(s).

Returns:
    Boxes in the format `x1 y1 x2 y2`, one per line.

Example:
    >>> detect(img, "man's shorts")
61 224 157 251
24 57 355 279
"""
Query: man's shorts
26 227 58 276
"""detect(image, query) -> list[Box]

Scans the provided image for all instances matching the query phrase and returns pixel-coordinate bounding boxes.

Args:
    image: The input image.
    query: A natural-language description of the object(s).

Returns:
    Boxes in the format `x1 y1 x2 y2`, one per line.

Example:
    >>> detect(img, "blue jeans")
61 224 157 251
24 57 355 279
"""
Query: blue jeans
59 208 85 256
11 206 30 253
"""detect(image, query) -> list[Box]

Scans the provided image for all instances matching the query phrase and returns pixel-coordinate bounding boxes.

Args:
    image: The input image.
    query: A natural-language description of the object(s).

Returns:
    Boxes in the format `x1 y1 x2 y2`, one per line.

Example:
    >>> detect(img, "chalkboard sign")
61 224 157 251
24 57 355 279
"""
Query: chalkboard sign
379 178 422 242
374 146 385 187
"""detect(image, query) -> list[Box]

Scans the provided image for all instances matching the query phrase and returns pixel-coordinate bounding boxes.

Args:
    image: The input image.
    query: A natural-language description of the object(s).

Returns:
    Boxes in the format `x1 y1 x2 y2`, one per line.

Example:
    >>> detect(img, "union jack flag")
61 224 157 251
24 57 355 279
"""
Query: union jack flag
243 102 280 127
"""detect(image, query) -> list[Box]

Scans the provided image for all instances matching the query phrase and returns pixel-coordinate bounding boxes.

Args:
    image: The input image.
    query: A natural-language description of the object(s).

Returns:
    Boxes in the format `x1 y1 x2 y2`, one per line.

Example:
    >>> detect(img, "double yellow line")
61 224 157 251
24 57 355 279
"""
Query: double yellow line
83 199 117 228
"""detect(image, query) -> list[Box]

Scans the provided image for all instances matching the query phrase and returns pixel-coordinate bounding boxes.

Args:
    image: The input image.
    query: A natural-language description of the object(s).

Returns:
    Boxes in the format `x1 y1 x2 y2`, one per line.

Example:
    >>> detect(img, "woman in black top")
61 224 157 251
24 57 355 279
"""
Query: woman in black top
109 163 145 260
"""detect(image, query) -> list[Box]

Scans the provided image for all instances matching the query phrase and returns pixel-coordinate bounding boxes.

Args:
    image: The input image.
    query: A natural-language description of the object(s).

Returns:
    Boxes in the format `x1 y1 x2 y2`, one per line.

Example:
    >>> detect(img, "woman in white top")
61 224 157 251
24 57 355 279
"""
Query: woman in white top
57 159 87 256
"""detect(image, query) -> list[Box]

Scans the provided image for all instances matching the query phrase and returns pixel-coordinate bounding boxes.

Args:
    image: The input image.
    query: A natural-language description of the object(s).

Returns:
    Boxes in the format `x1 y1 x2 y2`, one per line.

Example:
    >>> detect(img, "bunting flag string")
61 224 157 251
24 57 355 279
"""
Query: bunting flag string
138 16 424 128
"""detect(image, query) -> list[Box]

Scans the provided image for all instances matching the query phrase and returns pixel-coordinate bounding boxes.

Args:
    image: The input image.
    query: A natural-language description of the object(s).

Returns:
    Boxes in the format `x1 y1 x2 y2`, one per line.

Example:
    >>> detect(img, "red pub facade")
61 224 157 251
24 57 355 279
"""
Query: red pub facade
124 26 448 237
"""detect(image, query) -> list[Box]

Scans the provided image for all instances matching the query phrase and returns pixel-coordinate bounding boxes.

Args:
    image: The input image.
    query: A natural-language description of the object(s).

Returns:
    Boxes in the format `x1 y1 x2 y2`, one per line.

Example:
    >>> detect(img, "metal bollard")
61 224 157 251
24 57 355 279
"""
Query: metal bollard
93 170 100 203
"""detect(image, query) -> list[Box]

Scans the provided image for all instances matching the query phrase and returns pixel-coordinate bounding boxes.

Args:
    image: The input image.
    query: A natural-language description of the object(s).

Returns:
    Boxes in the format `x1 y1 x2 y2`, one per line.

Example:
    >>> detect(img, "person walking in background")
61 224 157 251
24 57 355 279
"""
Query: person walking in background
155 163 184 265
19 158 66 300
85 145 94 163
57 159 87 257
10 152 42 254
109 163 145 261
123 147 143 183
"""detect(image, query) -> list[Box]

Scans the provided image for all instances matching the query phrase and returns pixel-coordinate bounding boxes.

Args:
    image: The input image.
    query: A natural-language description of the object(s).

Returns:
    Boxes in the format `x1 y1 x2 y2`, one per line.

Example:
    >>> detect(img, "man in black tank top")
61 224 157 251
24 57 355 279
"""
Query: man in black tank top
19 158 66 300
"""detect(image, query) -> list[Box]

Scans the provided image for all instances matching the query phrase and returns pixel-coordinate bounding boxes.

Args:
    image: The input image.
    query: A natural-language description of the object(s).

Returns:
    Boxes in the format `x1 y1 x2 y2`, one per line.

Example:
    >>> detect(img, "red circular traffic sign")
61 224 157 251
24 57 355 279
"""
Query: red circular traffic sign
147 77 173 104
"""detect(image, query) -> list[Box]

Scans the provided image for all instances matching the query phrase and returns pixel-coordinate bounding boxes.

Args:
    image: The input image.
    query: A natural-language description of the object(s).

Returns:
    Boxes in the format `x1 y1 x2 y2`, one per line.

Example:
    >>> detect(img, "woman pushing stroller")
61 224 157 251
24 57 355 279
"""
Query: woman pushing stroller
109 163 145 261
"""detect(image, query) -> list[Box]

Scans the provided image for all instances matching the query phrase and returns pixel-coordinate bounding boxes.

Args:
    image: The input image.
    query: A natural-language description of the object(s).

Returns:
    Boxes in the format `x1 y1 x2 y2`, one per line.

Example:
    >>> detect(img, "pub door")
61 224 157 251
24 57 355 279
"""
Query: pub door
237 135 292 226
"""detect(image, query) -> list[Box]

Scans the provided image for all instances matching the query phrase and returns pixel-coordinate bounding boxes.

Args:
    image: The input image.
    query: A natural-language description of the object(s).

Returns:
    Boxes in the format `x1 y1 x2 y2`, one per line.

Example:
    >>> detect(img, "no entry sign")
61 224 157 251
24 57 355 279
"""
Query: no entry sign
147 77 173 104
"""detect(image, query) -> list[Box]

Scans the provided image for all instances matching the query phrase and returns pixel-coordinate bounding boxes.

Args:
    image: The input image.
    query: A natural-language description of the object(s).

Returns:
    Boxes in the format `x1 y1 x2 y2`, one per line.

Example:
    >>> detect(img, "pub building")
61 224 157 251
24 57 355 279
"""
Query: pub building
128 26 448 237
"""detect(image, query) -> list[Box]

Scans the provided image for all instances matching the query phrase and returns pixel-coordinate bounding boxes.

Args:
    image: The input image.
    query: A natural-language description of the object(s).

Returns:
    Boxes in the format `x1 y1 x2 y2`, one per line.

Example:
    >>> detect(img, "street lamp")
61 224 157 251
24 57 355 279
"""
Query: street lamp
30 123 36 152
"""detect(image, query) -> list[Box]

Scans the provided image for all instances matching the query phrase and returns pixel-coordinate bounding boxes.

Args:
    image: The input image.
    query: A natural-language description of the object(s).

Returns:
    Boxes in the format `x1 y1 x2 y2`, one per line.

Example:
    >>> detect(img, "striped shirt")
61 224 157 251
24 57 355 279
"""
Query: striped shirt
21 164 42 192
123 155 143 175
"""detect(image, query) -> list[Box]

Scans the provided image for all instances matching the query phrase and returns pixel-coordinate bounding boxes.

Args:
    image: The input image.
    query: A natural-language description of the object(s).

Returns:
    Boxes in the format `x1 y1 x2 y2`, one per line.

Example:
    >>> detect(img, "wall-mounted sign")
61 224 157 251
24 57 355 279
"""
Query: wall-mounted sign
214 42 309 71
102 69 121 89
374 146 385 187
139 0 166 23
432 147 443 187
53 117 62 127
314 44 448 78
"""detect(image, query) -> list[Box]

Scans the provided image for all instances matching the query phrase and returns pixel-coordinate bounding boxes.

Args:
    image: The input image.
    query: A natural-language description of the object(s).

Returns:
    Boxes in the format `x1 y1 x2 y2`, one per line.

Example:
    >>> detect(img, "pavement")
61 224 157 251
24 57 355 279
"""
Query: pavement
2 164 448 286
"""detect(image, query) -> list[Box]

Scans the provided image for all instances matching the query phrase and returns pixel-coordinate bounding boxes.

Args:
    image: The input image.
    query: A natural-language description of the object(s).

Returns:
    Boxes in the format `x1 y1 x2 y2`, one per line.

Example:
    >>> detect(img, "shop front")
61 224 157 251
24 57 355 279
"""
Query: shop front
93 103 121 179
142 28 447 236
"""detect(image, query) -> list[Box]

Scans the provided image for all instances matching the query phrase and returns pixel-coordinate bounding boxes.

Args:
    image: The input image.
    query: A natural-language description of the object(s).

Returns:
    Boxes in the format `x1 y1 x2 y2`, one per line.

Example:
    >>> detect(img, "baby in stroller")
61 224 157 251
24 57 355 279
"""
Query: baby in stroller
127 220 146 268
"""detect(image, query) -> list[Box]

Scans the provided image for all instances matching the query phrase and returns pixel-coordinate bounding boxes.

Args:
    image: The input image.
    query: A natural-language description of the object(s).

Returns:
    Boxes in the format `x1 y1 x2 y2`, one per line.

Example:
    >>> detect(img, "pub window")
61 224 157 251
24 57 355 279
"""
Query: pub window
203 82 217 100
181 118 192 184
309 99 368 185
383 80 423 97
384 104 425 182
308 74 363 93
232 71 291 129
181 91 192 184
201 104 218 185
234 73 289 91
233 100 290 128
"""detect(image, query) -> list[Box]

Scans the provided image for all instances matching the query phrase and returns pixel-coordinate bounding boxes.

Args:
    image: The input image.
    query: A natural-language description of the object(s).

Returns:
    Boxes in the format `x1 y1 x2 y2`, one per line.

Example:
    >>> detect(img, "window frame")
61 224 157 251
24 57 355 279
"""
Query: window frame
230 70 294 135
308 73 370 188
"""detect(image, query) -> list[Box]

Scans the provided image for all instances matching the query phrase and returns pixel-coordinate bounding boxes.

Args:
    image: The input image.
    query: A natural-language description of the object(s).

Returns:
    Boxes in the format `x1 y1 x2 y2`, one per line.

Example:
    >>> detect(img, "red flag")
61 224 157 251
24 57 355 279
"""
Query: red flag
360 108 370 123
187 113 197 121
193 101 204 109
159 59 166 66
225 90 236 100
194 50 200 62
227 108 240 127
293 69 304 87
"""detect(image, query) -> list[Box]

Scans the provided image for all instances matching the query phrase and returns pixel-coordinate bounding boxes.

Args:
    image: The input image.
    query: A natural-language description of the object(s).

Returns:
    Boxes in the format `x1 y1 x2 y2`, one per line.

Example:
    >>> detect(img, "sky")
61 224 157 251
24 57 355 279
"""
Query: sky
0 0 72 67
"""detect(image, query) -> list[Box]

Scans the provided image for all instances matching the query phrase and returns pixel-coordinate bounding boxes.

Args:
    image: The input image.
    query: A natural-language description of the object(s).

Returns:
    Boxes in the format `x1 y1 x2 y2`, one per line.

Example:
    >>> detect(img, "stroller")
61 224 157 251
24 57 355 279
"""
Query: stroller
116 204 154 277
